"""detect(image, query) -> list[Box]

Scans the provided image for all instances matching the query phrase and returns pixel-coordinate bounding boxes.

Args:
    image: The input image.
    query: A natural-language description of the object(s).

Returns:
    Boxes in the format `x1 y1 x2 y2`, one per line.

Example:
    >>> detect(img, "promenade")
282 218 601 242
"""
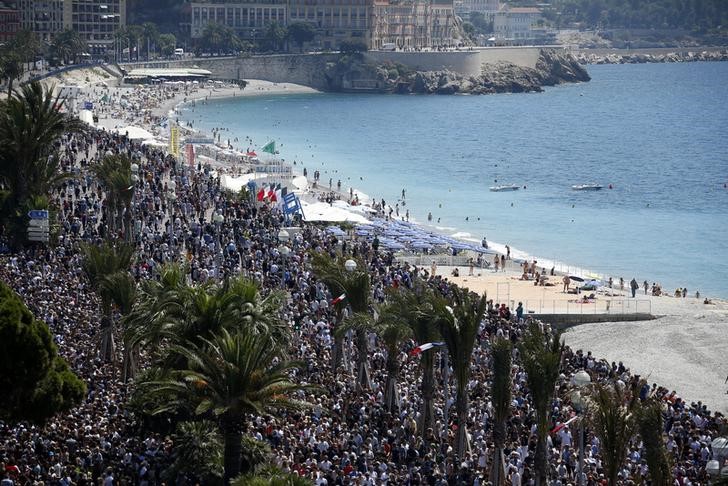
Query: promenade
1 74 726 485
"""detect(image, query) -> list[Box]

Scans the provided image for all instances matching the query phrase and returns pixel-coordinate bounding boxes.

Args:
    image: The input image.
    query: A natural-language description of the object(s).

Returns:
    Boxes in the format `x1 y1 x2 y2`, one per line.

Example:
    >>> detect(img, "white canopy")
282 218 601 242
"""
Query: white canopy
115 126 154 140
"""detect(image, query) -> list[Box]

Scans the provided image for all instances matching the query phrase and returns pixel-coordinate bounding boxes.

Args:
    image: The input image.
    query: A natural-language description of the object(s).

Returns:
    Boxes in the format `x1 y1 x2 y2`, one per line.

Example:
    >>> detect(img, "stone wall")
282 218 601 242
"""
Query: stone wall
121 47 545 88
365 46 543 75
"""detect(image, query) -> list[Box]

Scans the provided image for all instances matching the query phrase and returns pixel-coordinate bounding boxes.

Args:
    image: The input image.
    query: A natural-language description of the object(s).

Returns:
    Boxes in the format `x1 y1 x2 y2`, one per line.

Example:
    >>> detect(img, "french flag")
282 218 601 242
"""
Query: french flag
331 293 346 305
410 342 445 357
551 415 579 434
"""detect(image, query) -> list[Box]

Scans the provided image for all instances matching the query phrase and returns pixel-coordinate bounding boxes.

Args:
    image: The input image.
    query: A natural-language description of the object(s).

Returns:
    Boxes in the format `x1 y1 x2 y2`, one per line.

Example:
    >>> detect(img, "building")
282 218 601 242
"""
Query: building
288 0 372 50
63 0 126 55
17 0 125 53
493 5 542 44
190 2 287 40
191 0 454 50
0 1 20 42
453 0 497 18
18 0 64 42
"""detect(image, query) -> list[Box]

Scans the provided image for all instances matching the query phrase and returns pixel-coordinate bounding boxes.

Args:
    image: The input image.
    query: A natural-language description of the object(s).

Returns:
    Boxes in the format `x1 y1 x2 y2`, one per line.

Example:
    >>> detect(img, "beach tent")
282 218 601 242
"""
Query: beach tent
114 126 154 140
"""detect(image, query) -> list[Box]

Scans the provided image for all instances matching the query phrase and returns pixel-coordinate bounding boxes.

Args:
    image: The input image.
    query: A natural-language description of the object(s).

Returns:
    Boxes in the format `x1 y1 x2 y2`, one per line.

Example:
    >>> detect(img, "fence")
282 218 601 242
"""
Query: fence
517 298 652 316
395 254 491 269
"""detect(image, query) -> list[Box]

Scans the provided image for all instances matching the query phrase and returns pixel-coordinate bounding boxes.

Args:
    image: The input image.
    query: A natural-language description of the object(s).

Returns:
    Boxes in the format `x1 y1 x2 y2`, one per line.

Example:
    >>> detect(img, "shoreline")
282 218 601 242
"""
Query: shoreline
171 86 727 303
34 67 728 413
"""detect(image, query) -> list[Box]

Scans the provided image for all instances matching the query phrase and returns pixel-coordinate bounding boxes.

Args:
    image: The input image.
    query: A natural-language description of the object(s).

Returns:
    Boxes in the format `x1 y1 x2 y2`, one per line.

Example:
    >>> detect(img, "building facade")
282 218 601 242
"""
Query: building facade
64 0 126 55
190 2 287 40
0 1 20 42
18 0 64 42
191 0 454 50
493 6 542 44
17 0 124 52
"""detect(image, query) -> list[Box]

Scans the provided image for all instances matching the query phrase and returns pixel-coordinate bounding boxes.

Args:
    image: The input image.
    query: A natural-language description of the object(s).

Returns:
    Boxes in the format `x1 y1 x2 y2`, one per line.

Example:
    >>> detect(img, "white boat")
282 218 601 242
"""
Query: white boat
571 183 603 191
489 184 520 192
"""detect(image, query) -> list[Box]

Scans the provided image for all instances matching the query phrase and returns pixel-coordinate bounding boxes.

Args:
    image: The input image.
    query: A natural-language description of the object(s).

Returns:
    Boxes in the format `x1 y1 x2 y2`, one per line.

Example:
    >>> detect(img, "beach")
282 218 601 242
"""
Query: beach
46 65 728 415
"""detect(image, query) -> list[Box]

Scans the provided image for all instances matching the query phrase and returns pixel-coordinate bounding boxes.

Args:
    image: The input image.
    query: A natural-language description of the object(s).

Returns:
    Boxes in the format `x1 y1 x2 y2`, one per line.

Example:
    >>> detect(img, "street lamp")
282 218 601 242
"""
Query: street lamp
712 437 728 479
572 370 591 486
279 245 290 288
344 259 357 272
214 212 225 278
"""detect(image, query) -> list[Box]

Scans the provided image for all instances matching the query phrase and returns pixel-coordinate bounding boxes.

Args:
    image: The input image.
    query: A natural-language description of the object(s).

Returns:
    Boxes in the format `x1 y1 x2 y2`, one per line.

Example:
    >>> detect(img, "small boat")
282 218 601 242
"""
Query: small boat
490 184 520 192
571 183 603 191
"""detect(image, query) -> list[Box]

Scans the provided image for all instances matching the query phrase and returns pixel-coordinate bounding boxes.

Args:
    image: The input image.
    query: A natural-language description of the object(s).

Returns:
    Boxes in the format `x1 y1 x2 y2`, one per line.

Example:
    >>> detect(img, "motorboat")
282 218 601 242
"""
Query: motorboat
571 183 603 191
489 184 520 192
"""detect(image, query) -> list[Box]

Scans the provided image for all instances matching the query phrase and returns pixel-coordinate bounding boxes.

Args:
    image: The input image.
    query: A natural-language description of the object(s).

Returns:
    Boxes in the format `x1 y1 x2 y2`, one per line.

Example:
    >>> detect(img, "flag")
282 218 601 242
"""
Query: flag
410 342 445 357
331 293 346 305
246 150 257 157
267 186 277 202
256 188 265 202
551 415 579 434
262 141 276 154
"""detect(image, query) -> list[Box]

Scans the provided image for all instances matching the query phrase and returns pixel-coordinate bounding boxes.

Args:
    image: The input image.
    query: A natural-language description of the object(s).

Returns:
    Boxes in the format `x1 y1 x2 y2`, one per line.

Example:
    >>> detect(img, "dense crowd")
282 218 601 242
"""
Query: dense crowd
1 128 725 485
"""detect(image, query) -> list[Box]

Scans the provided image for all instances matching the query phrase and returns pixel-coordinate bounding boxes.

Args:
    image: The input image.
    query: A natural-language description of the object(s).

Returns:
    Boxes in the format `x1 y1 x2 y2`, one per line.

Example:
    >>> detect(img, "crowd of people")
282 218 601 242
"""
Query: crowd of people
1 126 726 486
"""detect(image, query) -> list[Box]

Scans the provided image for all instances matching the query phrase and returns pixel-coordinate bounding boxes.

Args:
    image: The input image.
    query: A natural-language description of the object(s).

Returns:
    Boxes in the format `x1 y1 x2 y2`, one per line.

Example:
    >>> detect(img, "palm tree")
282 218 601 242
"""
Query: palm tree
438 287 487 459
127 273 288 369
518 322 563 486
165 420 223 484
586 383 638 486
0 51 23 97
80 241 135 362
636 398 671 486
91 154 134 239
379 281 441 438
142 22 159 60
0 82 83 246
490 337 512 486
311 252 372 388
126 25 144 61
114 27 129 62
101 271 138 380
144 328 311 483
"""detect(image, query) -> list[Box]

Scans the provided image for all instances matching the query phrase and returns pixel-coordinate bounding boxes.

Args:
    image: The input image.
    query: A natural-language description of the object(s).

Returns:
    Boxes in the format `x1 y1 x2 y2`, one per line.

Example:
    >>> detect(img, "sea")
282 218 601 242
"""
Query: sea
179 62 728 298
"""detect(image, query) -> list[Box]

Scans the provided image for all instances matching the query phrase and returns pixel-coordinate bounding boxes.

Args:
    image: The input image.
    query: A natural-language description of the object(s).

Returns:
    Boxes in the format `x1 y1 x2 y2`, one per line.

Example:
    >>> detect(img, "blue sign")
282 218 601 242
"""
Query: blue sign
28 210 49 219
84 101 93 110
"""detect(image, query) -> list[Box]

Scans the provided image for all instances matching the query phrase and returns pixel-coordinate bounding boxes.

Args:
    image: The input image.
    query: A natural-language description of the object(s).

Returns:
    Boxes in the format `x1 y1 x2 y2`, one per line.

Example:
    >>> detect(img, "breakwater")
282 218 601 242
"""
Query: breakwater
575 48 728 64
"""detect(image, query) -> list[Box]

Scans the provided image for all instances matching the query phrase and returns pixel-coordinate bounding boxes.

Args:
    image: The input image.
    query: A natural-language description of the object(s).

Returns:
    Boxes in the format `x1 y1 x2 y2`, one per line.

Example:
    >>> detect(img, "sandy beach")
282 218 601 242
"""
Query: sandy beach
39 64 728 415
434 262 728 413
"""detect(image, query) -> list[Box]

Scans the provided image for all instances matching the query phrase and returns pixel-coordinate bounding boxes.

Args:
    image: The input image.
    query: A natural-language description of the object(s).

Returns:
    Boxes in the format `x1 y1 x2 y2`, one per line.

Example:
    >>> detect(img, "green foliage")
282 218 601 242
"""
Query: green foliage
585 383 638 486
469 12 494 34
0 282 85 424
545 0 728 32
200 22 243 54
517 322 563 484
232 466 313 486
339 40 368 54
263 22 287 52
287 22 316 52
0 51 23 96
636 399 671 486
50 29 87 65
0 82 83 247
158 33 178 57
240 436 273 475
164 420 224 484
91 154 134 237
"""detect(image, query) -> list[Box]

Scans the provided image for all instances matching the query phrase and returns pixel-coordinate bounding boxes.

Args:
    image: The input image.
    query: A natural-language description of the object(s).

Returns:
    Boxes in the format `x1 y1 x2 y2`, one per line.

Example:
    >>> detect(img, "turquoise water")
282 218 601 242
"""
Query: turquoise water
180 62 728 298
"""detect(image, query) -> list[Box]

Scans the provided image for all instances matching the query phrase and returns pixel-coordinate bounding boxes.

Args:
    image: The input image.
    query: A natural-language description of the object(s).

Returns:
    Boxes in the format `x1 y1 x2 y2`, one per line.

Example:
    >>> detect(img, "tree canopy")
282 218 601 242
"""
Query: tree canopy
0 282 85 424
544 0 728 32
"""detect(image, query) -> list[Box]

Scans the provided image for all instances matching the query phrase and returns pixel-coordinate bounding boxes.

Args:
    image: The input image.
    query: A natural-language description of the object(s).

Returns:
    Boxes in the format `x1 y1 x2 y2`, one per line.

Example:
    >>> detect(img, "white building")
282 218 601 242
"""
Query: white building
493 5 541 44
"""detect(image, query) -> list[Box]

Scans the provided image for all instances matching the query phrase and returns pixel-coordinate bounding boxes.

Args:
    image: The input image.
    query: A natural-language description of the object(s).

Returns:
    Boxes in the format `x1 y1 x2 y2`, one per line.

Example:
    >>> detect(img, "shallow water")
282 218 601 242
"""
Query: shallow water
180 62 728 298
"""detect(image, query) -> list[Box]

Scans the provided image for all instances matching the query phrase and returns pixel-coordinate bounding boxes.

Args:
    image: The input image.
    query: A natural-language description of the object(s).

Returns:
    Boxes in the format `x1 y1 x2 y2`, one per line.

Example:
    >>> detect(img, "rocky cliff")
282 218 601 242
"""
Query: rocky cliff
325 49 590 95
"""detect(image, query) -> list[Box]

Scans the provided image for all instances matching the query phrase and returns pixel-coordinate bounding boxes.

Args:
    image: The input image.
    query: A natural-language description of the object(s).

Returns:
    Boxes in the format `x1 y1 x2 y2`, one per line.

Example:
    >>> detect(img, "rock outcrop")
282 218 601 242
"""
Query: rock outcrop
575 49 728 65
393 49 590 95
